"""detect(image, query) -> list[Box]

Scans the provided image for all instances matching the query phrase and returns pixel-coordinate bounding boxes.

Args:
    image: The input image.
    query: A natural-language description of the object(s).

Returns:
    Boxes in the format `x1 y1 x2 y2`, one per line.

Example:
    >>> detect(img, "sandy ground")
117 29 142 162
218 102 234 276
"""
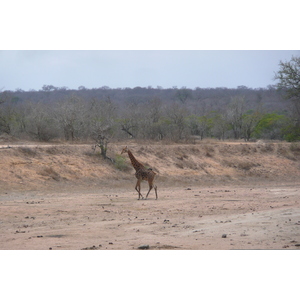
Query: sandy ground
1 140 300 250
1 182 300 250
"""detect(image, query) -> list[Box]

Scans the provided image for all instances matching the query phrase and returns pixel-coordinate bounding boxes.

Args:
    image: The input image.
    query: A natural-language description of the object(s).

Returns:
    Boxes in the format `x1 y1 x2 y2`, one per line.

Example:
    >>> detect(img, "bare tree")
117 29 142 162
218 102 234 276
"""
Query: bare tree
166 103 189 141
212 113 229 140
274 55 300 123
91 125 114 162
0 91 14 134
90 97 116 162
275 56 300 100
187 115 212 140
54 95 87 141
119 100 141 138
242 110 263 141
226 96 246 139
25 102 58 141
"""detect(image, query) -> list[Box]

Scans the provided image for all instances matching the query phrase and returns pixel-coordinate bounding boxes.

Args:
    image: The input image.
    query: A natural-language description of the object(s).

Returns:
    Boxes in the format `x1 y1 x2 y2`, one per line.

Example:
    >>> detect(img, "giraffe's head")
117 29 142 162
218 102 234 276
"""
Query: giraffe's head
121 146 129 155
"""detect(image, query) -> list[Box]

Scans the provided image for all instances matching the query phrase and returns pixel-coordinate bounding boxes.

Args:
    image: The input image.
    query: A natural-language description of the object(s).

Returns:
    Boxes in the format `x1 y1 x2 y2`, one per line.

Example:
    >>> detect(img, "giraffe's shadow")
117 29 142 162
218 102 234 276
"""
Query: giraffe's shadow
137 197 156 201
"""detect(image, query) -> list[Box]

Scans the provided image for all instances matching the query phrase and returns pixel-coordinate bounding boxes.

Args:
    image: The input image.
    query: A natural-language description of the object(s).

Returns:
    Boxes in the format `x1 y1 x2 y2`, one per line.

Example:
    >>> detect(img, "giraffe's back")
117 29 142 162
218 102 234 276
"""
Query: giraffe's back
135 168 156 181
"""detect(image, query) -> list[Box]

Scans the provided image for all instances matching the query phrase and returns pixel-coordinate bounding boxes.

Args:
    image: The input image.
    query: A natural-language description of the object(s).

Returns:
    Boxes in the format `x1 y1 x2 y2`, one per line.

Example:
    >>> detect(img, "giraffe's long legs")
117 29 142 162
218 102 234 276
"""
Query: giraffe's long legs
145 182 158 200
145 186 153 199
135 179 144 200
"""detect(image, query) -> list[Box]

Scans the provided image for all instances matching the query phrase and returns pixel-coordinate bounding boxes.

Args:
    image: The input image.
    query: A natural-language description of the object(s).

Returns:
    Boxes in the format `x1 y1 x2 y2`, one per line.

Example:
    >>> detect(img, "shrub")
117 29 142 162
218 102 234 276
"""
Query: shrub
203 145 215 157
237 161 255 171
114 154 130 171
38 167 60 181
260 143 274 153
284 127 300 142
290 142 300 152
18 147 37 157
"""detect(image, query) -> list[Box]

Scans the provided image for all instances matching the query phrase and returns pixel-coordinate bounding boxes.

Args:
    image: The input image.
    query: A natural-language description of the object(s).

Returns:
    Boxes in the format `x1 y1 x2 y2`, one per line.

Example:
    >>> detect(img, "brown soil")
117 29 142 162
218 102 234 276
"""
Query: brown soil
1 139 300 250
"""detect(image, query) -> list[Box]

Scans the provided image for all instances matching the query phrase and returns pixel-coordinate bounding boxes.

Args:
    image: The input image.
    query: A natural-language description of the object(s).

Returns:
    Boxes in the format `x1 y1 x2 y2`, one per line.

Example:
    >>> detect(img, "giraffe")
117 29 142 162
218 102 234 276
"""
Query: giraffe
121 146 158 200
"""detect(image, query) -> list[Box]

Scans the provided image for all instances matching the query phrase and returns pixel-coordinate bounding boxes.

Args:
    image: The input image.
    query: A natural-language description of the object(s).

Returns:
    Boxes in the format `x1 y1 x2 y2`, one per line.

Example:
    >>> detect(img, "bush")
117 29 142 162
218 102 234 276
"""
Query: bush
114 154 130 171
18 147 37 157
290 142 300 152
254 113 288 140
260 143 274 153
38 167 60 181
284 126 300 142
237 161 255 171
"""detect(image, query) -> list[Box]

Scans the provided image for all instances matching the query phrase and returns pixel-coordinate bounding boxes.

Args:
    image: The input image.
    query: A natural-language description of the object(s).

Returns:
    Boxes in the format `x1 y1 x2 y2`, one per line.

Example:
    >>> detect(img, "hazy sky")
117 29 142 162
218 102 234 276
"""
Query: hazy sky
1 50 299 91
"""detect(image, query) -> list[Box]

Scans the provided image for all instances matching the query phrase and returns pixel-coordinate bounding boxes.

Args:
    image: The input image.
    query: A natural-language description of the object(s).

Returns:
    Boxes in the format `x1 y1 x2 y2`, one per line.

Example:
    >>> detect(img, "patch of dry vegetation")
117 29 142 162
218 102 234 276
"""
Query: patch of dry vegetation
37 167 61 181
1 140 300 191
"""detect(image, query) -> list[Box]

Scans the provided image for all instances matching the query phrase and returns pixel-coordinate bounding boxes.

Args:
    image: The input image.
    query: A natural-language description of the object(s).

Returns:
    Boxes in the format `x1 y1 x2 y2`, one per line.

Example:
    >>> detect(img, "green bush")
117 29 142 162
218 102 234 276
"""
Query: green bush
254 113 288 140
114 154 130 171
284 126 300 142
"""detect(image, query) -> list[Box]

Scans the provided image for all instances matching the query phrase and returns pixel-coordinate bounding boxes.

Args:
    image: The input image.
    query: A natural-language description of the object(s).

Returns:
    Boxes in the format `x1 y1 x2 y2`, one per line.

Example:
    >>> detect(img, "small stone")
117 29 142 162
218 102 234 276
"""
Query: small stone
138 244 150 250
222 234 227 238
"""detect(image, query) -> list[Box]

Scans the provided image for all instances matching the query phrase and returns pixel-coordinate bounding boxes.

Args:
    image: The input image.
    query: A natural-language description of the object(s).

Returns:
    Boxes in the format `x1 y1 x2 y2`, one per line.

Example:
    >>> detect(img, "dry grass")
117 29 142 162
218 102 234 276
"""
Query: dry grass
38 167 61 181
17 147 37 157
0 140 300 191
290 142 300 153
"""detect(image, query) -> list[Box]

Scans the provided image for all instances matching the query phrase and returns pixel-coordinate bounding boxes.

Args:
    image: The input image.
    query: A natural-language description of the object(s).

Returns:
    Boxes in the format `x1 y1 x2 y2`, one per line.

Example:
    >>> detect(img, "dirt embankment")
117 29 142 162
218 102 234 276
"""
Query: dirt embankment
1 139 300 250
1 140 300 191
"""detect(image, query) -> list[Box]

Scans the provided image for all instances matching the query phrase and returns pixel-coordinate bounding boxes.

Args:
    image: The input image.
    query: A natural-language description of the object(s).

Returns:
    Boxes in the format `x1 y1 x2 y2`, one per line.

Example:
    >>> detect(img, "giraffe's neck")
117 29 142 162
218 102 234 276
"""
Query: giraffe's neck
127 150 144 172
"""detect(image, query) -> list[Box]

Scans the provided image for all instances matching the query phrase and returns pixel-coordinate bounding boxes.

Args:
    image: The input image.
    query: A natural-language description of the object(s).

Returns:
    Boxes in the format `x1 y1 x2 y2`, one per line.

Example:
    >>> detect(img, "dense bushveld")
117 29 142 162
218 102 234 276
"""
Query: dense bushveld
0 85 298 143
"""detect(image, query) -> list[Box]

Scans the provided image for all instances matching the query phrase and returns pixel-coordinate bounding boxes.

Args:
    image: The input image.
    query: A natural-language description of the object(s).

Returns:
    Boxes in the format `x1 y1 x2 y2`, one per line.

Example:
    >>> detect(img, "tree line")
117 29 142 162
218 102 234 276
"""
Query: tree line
1 56 299 143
